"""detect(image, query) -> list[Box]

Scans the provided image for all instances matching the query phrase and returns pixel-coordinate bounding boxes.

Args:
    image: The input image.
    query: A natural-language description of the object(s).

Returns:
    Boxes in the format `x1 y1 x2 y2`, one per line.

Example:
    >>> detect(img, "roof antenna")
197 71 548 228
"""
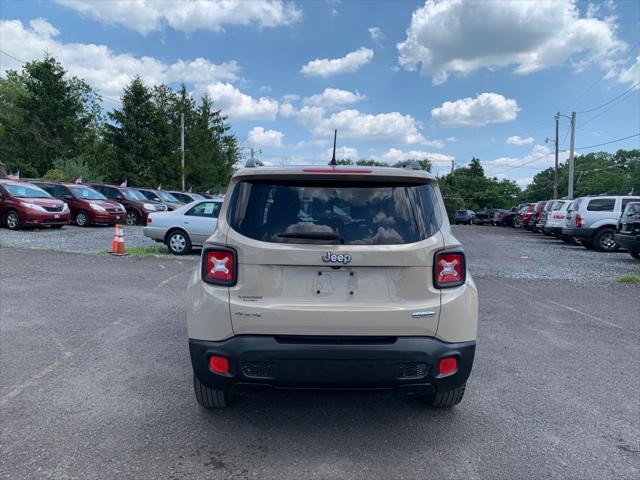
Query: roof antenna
329 129 337 166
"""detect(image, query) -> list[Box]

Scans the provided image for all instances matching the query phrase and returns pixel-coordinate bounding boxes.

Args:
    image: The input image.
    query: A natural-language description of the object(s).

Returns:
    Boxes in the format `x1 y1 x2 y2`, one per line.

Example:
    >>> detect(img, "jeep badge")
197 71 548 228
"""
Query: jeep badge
322 251 352 264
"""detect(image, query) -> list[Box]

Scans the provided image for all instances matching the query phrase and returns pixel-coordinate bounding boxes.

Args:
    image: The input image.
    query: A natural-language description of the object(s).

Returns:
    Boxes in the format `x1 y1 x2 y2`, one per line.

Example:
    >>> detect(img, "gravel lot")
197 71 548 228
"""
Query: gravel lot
1 226 639 479
0 224 157 254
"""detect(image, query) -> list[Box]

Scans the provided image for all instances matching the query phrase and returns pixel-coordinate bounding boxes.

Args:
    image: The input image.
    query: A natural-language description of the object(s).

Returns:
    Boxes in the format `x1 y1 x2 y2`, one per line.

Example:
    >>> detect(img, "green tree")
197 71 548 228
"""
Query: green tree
0 56 101 176
104 76 160 185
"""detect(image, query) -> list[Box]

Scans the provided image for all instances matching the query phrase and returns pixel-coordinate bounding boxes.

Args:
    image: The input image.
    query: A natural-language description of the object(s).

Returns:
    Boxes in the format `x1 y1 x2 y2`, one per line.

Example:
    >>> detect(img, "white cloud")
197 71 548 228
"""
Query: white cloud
506 135 534 146
618 56 639 86
313 109 426 145
56 0 302 35
516 177 534 188
303 88 365 107
397 0 627 84
328 146 359 160
431 93 519 127
379 148 454 165
0 19 239 99
300 47 374 78
368 26 384 44
248 127 284 148
483 144 567 171
279 103 296 118
204 83 279 121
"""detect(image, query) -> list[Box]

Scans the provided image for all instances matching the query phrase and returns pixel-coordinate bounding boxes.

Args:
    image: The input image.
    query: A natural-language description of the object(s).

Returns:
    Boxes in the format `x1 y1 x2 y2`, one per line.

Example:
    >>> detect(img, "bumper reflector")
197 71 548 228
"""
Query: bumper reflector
439 356 458 376
209 355 229 374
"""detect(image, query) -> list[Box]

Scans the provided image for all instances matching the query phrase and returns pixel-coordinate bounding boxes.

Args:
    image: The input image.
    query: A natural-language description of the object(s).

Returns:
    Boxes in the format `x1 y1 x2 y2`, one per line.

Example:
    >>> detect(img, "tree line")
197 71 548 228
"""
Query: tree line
0 56 636 206
0 56 239 192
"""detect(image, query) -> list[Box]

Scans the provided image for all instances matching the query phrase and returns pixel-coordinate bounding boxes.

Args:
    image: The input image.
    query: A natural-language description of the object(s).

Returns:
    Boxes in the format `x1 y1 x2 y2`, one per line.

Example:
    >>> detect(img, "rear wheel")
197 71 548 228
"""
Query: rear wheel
75 210 90 227
193 375 232 408
593 228 619 252
513 217 522 228
5 210 20 230
166 229 192 255
424 383 466 407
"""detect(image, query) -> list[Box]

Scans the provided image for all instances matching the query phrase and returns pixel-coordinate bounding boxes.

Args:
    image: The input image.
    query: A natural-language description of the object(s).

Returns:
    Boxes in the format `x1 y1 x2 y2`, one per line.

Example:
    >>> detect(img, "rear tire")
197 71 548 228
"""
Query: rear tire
593 228 619 252
424 383 466 407
193 375 232 408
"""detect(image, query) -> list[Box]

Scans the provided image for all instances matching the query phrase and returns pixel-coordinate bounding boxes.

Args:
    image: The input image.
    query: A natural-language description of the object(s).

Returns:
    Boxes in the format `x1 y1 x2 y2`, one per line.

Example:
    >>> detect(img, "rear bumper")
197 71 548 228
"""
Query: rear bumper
562 227 594 240
189 335 475 394
143 226 166 242
614 232 640 252
544 226 563 235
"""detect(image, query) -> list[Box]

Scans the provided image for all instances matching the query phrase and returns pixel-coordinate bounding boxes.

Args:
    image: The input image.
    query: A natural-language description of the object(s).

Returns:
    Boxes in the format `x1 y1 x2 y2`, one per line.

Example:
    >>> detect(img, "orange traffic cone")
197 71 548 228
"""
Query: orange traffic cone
110 224 128 256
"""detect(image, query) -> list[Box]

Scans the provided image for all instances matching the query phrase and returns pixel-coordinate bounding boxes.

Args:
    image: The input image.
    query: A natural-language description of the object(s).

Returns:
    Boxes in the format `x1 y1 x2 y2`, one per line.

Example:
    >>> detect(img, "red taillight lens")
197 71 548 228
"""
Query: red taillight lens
575 214 582 228
202 248 237 286
439 357 458 376
434 251 466 288
209 355 229 374
147 217 152 223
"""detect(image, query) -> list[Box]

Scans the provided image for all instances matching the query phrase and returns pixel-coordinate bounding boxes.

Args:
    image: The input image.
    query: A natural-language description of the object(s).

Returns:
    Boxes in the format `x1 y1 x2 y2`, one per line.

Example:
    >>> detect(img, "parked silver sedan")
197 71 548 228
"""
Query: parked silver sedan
143 199 222 255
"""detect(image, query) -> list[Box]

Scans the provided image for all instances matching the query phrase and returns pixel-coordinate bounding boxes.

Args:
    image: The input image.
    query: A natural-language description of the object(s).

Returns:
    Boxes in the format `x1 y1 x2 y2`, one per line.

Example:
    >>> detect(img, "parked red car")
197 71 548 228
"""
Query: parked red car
32 181 127 227
530 201 549 232
0 179 70 229
520 203 536 230
88 183 168 225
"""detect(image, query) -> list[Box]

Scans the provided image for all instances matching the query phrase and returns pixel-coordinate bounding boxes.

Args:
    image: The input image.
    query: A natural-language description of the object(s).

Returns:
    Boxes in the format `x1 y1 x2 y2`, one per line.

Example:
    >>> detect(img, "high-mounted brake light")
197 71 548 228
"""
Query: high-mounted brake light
202 247 237 286
302 168 372 173
433 250 466 288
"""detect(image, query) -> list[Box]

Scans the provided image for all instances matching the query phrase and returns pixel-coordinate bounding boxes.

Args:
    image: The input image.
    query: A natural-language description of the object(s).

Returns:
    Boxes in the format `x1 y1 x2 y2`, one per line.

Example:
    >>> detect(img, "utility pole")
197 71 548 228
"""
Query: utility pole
250 147 254 161
180 113 185 191
554 113 559 200
568 111 576 199
451 160 454 174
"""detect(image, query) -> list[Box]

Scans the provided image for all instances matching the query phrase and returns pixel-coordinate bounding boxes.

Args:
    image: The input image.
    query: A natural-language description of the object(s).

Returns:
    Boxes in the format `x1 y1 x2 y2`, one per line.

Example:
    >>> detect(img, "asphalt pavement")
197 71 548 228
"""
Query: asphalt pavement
0 227 639 479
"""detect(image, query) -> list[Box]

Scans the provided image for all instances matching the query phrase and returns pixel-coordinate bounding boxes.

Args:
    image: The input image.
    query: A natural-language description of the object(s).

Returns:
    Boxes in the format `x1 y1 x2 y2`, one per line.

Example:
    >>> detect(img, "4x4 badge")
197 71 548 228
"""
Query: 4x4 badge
322 251 352 264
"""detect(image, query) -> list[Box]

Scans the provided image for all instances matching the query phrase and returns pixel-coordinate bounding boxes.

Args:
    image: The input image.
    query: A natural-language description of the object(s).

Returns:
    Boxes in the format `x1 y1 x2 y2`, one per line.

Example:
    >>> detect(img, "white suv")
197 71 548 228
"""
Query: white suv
186 163 478 408
563 195 640 251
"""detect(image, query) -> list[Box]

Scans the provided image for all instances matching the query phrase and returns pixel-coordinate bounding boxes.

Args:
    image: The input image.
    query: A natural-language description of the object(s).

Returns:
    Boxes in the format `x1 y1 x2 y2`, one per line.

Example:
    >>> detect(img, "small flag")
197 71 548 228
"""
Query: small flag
156 184 162 190
74 176 83 184
7 170 20 180
119 179 127 187
188 186 192 193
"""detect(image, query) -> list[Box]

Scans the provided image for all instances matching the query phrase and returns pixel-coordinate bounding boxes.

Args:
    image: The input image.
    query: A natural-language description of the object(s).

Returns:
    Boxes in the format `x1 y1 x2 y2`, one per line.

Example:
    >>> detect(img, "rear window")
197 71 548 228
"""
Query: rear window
587 198 615 212
228 179 441 245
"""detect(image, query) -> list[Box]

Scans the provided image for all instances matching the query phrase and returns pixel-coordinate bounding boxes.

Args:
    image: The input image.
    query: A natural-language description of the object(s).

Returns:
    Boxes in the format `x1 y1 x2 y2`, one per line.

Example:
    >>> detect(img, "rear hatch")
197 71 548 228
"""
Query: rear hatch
224 172 445 337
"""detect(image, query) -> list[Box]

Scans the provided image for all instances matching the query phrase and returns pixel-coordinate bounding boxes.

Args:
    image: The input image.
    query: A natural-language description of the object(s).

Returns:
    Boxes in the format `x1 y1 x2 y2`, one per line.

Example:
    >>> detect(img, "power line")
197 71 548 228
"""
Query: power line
574 133 640 151
562 40 640 112
575 81 640 114
0 49 26 64
579 87 639 128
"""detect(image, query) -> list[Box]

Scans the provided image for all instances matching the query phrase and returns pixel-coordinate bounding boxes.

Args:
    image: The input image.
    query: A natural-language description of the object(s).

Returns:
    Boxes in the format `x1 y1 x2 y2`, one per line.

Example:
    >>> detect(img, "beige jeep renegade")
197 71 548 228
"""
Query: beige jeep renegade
187 162 478 408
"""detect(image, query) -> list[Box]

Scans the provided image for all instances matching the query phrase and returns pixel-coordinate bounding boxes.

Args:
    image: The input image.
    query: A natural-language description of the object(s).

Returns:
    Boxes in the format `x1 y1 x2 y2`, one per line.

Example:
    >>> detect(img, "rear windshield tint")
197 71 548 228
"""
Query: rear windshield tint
228 179 441 245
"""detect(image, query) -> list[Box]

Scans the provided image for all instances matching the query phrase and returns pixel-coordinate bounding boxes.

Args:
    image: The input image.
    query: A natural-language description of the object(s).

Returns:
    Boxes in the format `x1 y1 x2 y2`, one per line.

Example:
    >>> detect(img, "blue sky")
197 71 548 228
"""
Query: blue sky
1 0 638 186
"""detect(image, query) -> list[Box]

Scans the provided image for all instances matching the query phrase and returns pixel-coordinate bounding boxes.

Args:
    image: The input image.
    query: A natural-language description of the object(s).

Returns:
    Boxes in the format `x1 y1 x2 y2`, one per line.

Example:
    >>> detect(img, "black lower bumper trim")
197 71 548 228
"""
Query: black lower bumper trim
614 233 640 252
189 335 475 394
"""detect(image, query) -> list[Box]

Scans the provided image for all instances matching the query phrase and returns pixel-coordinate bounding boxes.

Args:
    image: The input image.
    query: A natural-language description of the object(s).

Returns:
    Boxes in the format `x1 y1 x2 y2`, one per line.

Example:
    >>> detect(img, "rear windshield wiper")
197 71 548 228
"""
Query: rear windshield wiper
277 232 344 243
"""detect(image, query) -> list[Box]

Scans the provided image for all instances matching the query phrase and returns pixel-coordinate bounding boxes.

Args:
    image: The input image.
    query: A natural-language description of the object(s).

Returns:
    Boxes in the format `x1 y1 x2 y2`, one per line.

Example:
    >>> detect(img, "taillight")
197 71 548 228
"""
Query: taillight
439 356 458 376
202 247 237 286
576 214 582 228
433 250 466 288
